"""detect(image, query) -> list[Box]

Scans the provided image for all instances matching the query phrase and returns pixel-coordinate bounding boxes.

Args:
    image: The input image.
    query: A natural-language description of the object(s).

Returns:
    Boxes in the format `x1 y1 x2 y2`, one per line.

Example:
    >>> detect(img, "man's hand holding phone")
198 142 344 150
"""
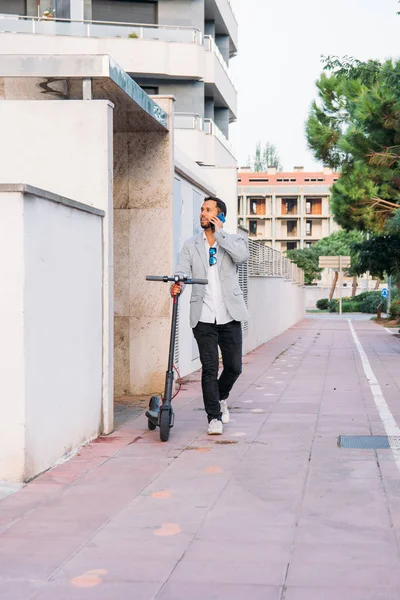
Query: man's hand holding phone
211 213 225 232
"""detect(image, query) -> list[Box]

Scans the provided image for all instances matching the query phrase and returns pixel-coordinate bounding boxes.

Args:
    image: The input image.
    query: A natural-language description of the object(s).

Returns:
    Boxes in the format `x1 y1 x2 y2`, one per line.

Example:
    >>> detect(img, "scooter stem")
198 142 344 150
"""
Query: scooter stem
164 295 179 403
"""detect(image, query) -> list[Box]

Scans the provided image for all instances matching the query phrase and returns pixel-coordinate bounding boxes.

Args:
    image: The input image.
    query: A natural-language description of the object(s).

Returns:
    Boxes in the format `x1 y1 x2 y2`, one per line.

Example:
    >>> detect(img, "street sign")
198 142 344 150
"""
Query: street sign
318 256 351 317
318 256 351 269
381 288 388 299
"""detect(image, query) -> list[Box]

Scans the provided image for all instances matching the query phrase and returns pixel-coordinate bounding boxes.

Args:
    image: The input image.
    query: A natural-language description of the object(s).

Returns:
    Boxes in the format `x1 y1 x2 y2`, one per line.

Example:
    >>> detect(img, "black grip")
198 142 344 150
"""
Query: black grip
146 275 169 282
189 278 208 285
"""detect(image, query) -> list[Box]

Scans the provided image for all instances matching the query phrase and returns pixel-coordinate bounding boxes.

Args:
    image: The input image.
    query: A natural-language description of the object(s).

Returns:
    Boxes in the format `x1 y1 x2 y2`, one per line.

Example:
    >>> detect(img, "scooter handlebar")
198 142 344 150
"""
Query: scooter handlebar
146 275 208 285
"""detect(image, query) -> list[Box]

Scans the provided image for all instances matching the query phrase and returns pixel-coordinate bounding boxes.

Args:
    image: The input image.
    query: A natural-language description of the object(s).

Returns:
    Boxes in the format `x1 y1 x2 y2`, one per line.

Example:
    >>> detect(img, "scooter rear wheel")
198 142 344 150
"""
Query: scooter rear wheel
148 420 157 431
159 408 171 442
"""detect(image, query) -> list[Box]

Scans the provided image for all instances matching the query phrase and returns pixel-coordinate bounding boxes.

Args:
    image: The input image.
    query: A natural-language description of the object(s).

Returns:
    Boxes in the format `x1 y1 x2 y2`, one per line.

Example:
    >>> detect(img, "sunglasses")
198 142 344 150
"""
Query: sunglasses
209 247 217 266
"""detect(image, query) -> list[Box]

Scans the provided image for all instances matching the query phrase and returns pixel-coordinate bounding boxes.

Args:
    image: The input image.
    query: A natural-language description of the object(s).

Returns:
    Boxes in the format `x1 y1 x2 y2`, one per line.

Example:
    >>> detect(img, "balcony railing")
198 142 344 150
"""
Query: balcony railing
175 113 235 157
248 239 304 284
0 13 202 44
204 118 235 157
174 112 203 130
204 35 236 88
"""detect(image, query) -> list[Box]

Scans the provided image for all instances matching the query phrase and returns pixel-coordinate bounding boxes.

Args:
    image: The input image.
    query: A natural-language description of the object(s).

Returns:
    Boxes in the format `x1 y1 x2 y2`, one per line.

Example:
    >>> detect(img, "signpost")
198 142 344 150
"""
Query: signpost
318 256 351 316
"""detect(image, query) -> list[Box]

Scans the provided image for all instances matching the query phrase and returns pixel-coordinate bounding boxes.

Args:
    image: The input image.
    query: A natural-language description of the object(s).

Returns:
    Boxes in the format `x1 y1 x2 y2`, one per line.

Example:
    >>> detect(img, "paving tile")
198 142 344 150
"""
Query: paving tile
284 586 400 600
169 557 288 586
157 582 281 600
32 580 161 600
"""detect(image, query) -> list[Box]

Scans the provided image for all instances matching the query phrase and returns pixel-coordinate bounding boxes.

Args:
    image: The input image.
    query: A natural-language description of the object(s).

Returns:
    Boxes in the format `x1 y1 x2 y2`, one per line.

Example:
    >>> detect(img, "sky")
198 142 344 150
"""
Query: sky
229 0 400 171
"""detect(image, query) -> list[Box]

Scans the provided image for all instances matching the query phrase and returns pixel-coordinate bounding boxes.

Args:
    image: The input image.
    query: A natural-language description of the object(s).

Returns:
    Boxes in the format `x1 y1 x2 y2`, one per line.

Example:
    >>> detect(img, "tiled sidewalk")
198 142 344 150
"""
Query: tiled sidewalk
1 316 400 599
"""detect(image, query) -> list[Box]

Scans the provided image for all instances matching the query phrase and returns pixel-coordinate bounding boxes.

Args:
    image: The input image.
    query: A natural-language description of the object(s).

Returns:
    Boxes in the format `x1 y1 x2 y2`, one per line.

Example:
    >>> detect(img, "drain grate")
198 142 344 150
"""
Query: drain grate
338 435 400 449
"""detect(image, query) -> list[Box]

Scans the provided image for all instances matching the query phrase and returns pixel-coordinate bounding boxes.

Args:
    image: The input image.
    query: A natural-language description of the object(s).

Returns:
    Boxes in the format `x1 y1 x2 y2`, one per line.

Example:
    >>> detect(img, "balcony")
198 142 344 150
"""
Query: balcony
0 14 202 43
204 36 237 119
205 0 238 56
174 112 236 167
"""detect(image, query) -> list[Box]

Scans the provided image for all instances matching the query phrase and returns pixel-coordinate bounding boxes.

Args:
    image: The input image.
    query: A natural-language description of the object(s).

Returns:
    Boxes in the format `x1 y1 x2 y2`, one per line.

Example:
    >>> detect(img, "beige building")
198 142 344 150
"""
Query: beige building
238 167 340 253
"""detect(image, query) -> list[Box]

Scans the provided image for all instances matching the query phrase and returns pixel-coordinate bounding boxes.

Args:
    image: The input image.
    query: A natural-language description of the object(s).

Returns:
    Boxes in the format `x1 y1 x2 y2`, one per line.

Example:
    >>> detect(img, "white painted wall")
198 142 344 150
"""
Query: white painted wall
0 190 103 482
173 171 207 377
0 100 114 433
0 194 25 482
244 277 305 355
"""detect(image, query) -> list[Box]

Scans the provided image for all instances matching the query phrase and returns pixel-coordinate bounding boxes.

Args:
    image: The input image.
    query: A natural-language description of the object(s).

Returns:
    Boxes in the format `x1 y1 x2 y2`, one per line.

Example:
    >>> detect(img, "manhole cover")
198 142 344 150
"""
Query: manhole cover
338 435 400 449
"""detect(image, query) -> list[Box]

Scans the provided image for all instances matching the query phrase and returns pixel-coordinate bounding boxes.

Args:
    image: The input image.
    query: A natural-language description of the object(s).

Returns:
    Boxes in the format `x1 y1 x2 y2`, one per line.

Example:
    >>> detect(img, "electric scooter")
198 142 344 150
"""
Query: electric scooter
145 274 208 442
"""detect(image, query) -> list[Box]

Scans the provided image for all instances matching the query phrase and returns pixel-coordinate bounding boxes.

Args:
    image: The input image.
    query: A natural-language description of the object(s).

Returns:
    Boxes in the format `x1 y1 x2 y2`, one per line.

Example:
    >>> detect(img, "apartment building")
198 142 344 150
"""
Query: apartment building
0 0 238 227
238 167 340 253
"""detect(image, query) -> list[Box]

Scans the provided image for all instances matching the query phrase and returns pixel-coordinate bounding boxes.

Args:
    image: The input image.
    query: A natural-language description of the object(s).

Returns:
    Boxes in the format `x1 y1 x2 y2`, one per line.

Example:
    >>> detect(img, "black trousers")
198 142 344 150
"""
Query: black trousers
193 320 243 422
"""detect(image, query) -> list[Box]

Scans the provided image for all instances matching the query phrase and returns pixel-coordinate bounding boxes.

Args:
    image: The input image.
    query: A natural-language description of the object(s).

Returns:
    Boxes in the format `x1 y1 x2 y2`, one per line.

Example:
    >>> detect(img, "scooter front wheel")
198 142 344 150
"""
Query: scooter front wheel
159 408 171 442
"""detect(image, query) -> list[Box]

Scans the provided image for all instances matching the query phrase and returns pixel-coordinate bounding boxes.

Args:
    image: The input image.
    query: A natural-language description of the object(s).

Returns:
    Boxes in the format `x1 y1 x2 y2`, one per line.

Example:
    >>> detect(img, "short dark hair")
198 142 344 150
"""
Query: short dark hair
204 196 227 217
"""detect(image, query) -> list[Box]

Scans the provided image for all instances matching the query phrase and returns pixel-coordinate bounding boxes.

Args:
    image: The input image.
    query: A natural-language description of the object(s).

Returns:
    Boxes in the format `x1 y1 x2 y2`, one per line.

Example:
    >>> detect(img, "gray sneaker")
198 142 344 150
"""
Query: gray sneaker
208 419 223 435
220 400 230 424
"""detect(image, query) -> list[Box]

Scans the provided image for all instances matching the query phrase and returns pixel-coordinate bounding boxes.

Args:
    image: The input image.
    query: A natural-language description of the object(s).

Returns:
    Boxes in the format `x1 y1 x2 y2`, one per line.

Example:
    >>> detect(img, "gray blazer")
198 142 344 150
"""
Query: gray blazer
176 230 249 328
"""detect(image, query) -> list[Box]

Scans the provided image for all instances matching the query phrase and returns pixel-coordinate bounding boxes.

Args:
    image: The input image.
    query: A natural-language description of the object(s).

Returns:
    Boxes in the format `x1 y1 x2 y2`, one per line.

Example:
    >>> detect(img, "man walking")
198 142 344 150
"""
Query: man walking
172 197 249 435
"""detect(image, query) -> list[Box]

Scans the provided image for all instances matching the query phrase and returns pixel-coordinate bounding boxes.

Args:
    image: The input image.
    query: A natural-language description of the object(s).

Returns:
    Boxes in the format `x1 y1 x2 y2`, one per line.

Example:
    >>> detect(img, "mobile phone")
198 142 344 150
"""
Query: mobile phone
211 213 226 231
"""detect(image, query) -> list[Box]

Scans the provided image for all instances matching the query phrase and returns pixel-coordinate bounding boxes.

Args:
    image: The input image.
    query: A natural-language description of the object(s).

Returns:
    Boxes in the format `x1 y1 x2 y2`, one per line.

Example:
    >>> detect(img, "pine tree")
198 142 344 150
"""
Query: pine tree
306 58 400 232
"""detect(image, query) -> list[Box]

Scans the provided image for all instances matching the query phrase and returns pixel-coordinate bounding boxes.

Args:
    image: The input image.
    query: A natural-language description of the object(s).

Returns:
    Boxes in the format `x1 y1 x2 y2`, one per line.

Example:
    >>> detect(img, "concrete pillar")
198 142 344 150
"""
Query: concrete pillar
70 0 84 20
214 106 229 138
215 34 230 63
204 97 214 120
83 0 91 20
113 97 175 396
205 20 215 37
26 0 38 16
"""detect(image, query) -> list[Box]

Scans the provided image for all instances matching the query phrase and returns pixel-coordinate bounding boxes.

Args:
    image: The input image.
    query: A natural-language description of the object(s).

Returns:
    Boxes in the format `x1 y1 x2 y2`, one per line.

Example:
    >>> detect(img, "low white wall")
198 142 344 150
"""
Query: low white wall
0 99 114 433
244 277 305 355
0 187 104 482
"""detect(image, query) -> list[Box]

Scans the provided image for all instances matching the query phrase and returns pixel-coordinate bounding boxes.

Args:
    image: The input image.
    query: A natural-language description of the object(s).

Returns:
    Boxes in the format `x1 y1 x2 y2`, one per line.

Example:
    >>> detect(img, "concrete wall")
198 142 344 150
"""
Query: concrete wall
136 79 205 117
0 100 114 432
0 188 103 482
113 97 175 396
244 277 305 355
0 34 204 81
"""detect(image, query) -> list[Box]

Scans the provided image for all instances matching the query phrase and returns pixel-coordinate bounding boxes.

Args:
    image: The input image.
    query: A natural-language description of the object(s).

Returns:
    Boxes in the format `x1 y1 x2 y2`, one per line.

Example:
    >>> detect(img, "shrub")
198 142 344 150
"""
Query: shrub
328 299 339 313
342 301 360 313
128 32 139 38
389 300 400 320
359 294 386 314
316 298 329 310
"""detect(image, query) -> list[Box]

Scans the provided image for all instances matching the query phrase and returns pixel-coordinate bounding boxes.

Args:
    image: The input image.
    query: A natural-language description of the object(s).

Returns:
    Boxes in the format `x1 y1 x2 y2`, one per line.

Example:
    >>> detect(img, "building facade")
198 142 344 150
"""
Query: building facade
238 167 340 253
0 0 238 228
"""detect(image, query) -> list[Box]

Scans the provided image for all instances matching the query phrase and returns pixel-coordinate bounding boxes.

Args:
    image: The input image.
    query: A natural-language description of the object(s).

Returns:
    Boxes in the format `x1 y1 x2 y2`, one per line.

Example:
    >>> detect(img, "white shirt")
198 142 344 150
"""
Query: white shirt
200 234 233 325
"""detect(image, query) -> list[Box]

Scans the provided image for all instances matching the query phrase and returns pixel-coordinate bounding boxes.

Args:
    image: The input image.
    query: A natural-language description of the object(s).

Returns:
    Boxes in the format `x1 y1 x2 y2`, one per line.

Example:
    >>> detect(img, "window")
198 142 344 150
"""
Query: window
306 220 312 236
290 178 297 182
140 86 159 95
287 220 297 236
238 178 242 182
249 220 257 235
250 198 266 215
282 199 297 215
92 0 158 24
286 242 297 251
305 242 312 249
305 198 322 215
237 198 241 214
249 178 269 182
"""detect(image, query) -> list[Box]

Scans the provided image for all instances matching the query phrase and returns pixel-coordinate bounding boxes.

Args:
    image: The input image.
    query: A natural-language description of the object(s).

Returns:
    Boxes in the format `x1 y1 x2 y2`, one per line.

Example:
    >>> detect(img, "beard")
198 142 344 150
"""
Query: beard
200 219 211 230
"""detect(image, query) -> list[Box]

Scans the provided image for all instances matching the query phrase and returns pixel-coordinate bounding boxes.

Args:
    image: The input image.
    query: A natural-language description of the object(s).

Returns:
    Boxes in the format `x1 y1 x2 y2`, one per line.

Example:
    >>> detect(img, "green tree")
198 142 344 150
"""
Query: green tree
248 141 282 172
352 211 400 295
287 230 363 285
306 57 400 232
